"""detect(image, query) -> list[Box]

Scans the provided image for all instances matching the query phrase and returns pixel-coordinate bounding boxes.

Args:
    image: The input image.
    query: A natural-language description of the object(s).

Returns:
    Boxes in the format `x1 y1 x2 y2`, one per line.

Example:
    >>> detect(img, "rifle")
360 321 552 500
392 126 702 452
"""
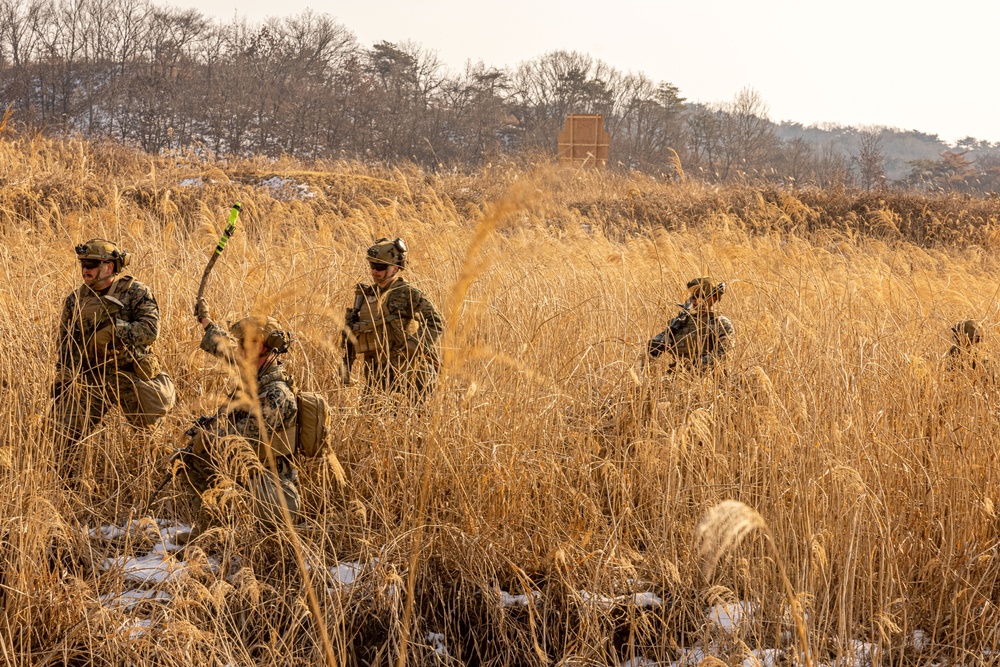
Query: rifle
647 282 727 360
671 282 727 334
196 203 242 308
141 415 215 515
340 288 365 385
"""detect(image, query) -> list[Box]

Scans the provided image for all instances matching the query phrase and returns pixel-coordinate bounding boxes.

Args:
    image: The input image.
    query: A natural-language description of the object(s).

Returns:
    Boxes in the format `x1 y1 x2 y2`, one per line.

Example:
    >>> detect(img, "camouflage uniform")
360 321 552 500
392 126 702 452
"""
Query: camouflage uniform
52 270 176 446
945 319 992 378
344 238 444 400
179 320 301 529
647 277 734 370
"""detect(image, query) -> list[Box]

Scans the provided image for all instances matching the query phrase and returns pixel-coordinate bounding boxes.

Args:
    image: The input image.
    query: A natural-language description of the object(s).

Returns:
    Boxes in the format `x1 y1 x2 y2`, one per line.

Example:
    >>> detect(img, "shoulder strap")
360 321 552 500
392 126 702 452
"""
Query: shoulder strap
258 365 294 390
109 275 135 299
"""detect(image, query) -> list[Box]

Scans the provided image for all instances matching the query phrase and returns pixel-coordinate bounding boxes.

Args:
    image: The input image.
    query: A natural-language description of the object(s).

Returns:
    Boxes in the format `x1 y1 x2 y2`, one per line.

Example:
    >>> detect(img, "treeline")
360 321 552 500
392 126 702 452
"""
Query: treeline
3 0 1000 192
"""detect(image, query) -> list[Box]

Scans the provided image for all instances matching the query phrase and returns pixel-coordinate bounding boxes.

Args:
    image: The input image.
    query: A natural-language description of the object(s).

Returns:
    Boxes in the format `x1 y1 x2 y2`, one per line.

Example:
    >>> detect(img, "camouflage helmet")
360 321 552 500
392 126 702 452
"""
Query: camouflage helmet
229 316 291 354
366 237 407 269
75 238 130 273
952 319 981 345
687 276 724 300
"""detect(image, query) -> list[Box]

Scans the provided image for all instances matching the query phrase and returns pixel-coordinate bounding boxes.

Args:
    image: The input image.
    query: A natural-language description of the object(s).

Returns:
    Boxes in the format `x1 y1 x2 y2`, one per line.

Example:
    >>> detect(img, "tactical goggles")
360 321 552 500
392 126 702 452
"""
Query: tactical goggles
79 259 105 269
369 262 389 272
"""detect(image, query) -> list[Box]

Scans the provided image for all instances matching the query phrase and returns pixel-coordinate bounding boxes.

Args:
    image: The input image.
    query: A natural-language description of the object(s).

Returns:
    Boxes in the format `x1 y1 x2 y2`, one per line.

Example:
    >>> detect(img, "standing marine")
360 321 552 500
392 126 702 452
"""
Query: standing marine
341 237 444 400
51 239 176 448
180 304 301 529
646 277 734 371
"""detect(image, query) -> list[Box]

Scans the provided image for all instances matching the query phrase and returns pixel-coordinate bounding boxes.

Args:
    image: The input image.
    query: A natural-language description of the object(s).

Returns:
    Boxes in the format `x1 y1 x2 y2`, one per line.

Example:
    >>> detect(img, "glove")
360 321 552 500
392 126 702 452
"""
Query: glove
194 298 210 321
90 324 117 350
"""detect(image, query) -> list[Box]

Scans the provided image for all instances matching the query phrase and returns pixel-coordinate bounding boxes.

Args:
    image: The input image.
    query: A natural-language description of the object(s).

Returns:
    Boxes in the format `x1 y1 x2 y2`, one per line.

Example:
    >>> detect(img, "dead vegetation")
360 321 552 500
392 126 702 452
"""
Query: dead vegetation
2 133 1000 665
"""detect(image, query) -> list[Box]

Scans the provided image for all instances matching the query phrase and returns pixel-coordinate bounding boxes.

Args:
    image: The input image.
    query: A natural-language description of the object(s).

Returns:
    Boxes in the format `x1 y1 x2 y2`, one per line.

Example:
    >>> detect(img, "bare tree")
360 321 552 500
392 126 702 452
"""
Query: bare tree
720 87 776 180
615 74 686 172
854 126 886 191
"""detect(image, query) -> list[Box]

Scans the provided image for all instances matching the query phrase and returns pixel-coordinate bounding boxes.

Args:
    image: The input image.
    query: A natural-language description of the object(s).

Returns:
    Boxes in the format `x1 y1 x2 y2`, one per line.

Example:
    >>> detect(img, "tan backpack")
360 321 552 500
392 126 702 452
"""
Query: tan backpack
296 391 330 457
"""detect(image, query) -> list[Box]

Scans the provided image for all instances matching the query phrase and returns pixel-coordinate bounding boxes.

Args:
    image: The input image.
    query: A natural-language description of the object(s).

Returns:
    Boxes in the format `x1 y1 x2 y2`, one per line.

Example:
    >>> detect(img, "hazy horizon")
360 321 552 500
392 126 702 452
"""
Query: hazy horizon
168 0 1000 146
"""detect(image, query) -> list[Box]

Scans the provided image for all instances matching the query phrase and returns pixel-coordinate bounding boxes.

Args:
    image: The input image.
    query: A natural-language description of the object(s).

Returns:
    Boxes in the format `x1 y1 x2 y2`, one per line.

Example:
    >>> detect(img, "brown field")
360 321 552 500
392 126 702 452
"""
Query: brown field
3 132 1000 666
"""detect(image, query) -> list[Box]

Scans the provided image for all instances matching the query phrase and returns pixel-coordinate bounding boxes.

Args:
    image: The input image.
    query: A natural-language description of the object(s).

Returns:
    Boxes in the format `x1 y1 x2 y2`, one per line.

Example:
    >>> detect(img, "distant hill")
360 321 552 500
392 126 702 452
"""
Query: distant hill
774 123 951 181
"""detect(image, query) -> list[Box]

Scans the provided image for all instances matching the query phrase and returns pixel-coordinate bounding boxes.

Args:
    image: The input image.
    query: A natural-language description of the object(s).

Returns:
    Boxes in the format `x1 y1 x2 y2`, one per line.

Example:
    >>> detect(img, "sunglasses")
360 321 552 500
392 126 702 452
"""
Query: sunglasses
369 263 389 272
80 259 104 269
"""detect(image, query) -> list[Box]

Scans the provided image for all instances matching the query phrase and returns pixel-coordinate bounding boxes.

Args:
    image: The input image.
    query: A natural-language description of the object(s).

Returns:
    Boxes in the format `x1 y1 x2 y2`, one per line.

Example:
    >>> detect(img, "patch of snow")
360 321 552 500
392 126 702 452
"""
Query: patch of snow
158 523 192 551
426 631 449 657
100 589 172 610
316 559 400 598
332 562 365 587
620 658 659 667
123 618 151 640
843 641 877 667
499 589 541 607
633 591 663 608
579 590 619 608
707 601 758 633
102 552 187 584
90 520 145 540
259 176 315 201
578 590 663 609
386 582 401 601
910 629 930 651
88 520 191 553
744 648 782 667
101 549 216 586
178 177 203 187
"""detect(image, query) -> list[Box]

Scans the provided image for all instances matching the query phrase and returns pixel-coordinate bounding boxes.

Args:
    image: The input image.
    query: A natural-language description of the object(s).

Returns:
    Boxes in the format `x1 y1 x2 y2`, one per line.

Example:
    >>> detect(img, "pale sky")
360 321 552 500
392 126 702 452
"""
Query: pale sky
177 0 1000 145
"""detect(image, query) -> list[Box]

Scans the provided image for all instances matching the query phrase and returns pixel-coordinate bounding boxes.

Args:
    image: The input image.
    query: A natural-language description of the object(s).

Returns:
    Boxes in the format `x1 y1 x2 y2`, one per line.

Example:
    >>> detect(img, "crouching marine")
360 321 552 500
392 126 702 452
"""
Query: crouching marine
179 306 328 531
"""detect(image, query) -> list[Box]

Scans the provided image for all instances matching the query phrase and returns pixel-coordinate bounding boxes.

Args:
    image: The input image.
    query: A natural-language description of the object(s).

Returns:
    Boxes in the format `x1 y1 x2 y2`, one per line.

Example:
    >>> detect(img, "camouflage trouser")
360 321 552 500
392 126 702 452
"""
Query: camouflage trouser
177 437 301 531
364 355 436 402
51 369 176 446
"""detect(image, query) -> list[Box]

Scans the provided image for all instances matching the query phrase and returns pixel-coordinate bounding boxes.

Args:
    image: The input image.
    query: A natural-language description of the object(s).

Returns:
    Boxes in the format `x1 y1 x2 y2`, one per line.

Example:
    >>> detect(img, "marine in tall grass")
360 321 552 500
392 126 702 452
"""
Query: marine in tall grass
181 307 301 530
646 277 734 371
342 237 444 401
50 238 177 457
945 319 991 376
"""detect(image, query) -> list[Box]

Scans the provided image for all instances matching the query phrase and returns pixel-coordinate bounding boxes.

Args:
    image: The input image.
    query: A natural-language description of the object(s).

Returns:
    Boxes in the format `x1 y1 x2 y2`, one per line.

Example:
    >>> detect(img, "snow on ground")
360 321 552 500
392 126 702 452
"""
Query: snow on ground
91 520 207 585
744 648 781 667
578 590 663 609
619 658 658 667
259 176 315 200
100 589 172 610
426 632 450 657
311 558 401 602
91 519 221 592
707 601 759 633
910 629 930 651
331 561 366 587
84 529 931 664
499 589 541 607
88 520 192 552
178 177 203 187
122 618 152 641
845 640 877 667
101 551 189 584
632 591 663 608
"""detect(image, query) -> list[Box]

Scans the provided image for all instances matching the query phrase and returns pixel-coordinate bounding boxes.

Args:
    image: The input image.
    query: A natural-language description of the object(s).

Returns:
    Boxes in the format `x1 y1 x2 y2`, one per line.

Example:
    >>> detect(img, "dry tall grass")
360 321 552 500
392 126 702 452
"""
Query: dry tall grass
3 133 1000 666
